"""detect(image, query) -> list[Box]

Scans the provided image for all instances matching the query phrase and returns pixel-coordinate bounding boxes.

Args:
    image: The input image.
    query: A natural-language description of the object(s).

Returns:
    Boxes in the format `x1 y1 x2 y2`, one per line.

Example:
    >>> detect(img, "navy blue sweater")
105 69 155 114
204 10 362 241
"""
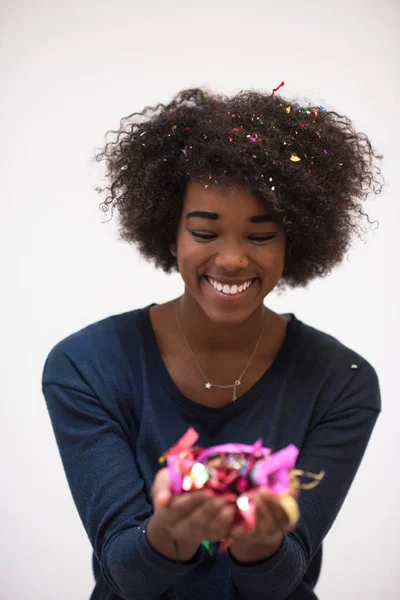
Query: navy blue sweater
42 304 381 600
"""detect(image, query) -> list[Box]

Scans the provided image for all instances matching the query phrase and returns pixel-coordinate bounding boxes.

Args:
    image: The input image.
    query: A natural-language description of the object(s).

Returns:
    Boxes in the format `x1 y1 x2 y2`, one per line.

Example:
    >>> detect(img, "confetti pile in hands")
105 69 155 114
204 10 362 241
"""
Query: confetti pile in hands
161 428 324 552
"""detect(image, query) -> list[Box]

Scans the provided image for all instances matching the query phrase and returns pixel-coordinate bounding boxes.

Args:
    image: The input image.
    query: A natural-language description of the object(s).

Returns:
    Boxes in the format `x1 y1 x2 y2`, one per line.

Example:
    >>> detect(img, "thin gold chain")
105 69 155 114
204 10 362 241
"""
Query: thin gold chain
175 301 265 401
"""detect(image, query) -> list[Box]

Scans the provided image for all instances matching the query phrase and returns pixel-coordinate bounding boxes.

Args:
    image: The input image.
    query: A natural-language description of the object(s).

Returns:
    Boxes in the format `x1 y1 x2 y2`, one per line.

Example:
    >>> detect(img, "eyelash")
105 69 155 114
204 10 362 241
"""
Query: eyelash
190 232 277 243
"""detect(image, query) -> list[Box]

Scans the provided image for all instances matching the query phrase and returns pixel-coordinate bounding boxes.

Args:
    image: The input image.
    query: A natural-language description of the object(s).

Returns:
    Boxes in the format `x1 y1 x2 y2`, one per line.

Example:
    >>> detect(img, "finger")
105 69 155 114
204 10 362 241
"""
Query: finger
261 489 299 533
205 502 236 540
229 525 247 538
261 493 289 534
192 498 232 541
230 495 262 539
171 497 234 542
170 495 225 539
255 491 275 536
152 468 173 510
166 491 212 526
277 493 300 531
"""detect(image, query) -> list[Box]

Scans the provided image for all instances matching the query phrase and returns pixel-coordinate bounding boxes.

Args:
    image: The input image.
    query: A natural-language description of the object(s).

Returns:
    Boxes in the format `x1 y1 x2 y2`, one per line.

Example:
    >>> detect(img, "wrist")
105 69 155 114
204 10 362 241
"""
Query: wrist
146 514 200 562
229 533 284 564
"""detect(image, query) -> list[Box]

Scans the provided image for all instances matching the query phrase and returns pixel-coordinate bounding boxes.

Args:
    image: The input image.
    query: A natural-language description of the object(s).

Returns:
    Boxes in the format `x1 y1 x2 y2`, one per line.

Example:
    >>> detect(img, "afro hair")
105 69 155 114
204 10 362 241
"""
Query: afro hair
94 86 384 288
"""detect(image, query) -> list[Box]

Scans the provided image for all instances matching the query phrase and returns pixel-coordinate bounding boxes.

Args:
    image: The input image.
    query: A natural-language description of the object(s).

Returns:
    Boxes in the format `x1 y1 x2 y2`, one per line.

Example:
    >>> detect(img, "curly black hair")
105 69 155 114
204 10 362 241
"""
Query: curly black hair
94 86 384 288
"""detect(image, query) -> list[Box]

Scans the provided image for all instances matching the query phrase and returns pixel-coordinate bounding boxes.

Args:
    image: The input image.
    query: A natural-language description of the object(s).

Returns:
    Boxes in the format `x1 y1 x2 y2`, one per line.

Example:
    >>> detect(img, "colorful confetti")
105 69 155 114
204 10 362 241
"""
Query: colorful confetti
161 428 324 553
153 81 329 190
273 81 285 94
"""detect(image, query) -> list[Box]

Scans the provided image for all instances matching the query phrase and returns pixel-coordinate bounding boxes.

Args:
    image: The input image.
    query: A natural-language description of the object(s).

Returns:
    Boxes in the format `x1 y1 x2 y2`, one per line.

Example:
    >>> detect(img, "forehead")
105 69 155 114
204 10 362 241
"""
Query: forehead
183 181 267 214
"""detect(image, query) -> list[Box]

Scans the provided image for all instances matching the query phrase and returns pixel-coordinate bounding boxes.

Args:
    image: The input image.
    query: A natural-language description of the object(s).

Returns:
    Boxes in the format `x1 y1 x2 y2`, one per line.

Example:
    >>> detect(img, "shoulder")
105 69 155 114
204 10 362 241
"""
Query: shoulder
291 314 372 369
288 315 381 412
41 305 151 387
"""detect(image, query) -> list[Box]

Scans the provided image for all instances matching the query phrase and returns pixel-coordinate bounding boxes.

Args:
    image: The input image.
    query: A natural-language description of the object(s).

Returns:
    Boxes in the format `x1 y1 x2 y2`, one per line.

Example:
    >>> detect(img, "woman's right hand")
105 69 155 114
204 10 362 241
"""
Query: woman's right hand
146 467 236 561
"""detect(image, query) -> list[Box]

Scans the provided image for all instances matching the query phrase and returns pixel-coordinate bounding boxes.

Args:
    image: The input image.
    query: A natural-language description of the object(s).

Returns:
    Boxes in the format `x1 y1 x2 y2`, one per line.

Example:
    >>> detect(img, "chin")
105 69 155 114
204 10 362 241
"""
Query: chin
200 298 266 326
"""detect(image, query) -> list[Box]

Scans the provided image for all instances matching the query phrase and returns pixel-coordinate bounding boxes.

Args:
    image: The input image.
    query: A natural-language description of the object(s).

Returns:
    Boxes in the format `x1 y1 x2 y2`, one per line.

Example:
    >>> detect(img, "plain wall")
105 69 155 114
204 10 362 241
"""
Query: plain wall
2 0 398 598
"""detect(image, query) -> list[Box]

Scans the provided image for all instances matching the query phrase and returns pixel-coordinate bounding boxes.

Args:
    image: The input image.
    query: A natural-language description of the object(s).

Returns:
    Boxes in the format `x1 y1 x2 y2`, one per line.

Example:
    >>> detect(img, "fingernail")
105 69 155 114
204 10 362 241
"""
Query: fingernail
156 491 171 507
231 526 246 536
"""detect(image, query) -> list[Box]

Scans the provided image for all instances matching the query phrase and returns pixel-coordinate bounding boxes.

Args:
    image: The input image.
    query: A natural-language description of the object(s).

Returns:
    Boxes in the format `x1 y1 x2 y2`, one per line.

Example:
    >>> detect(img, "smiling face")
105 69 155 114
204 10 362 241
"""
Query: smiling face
172 181 286 324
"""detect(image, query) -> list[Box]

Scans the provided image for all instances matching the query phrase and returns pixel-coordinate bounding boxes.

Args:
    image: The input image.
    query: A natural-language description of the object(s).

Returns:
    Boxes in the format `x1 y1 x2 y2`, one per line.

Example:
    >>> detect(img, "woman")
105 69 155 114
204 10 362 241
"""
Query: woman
42 87 384 599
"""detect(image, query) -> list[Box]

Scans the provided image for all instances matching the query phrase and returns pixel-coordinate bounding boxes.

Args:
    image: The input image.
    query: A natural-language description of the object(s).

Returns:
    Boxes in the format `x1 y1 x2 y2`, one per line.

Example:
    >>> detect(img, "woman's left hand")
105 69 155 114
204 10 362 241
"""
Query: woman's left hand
228 486 299 562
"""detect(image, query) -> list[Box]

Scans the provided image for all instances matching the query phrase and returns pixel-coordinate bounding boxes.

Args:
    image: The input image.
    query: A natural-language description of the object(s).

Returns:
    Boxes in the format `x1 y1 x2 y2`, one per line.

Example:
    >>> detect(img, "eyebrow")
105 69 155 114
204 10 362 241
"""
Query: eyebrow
186 211 273 223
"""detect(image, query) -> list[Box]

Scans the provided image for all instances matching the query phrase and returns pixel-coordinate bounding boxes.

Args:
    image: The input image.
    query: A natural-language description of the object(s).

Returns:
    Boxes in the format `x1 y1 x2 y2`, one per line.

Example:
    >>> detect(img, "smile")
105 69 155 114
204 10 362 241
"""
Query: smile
204 276 258 297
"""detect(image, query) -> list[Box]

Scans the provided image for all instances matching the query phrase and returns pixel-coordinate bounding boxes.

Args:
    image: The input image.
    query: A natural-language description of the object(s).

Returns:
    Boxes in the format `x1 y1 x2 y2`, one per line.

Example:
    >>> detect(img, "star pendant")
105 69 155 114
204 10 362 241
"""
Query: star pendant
205 382 212 389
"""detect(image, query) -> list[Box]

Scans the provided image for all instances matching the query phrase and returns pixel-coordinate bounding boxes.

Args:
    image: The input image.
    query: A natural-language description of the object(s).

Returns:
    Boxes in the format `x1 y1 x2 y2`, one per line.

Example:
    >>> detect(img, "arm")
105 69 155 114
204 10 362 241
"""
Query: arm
228 360 381 600
42 345 205 600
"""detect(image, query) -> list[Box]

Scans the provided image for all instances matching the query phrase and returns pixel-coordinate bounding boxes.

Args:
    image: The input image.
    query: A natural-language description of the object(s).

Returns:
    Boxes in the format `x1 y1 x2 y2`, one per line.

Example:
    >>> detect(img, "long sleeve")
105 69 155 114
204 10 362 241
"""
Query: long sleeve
228 360 381 600
42 344 204 600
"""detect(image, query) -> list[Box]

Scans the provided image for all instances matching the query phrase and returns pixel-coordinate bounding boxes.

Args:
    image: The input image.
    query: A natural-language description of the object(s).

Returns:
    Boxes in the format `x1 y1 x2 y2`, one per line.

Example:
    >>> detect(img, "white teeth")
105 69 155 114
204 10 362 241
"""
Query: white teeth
207 277 254 296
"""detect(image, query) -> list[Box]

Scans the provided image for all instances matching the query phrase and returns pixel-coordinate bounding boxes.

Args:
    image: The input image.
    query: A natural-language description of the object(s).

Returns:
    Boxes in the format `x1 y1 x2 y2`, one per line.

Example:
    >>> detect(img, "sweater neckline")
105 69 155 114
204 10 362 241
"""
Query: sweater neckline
140 303 300 418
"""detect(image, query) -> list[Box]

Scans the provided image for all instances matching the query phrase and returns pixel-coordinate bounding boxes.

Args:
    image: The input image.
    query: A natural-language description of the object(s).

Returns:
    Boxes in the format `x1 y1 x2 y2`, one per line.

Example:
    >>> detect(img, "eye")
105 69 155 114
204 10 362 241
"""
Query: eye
248 234 277 244
190 232 217 240
189 232 277 243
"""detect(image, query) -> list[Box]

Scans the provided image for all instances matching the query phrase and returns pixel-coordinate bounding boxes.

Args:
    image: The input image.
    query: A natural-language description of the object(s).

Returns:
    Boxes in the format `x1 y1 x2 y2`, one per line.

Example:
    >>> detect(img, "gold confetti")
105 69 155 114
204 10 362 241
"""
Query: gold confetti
140 131 147 137
290 469 325 490
286 106 291 114
290 154 301 162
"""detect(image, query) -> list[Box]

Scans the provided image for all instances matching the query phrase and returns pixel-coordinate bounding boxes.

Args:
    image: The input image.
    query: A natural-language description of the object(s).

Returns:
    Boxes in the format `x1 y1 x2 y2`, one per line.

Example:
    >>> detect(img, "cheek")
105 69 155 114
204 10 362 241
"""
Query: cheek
271 237 286 269
262 243 285 270
176 241 208 278
275 249 286 272
177 237 209 261
258 245 285 286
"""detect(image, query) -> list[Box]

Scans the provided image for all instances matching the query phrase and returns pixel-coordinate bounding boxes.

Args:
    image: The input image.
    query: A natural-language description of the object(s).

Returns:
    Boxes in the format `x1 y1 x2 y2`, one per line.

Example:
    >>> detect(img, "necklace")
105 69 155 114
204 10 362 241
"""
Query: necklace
175 302 266 401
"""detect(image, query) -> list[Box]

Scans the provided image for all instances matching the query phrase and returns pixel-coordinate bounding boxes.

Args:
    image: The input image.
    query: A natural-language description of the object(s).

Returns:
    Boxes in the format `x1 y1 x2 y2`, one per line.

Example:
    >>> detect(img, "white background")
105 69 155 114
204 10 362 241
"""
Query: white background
1 1 398 598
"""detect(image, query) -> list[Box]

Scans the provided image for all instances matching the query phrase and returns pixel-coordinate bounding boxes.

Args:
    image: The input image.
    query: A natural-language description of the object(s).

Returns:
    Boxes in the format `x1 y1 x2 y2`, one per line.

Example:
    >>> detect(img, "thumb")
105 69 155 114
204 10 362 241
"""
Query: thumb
278 492 300 529
152 467 173 511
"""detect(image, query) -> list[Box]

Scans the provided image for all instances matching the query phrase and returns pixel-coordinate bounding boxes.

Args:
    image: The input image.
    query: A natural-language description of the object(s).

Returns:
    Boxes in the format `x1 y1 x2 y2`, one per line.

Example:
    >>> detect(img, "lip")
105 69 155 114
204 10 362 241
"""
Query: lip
202 275 259 302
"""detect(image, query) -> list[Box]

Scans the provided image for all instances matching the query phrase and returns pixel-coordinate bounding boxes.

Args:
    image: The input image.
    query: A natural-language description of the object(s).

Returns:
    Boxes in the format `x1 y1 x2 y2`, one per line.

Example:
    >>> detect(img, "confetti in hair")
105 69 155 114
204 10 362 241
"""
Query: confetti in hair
95 82 385 288
273 81 285 94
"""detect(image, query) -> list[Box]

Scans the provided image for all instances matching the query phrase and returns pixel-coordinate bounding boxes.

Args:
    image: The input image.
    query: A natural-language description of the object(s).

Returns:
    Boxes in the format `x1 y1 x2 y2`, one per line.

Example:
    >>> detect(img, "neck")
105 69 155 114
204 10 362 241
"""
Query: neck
175 292 268 355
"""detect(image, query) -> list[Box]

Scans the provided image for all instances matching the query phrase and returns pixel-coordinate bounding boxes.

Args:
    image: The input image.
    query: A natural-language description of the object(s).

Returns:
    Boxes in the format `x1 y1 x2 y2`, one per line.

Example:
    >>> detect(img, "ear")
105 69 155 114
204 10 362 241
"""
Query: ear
170 244 177 257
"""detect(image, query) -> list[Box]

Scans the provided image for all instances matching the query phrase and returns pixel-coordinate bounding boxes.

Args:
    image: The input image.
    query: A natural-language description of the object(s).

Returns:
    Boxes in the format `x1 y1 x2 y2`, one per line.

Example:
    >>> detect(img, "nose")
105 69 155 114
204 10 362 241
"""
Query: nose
214 241 249 271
